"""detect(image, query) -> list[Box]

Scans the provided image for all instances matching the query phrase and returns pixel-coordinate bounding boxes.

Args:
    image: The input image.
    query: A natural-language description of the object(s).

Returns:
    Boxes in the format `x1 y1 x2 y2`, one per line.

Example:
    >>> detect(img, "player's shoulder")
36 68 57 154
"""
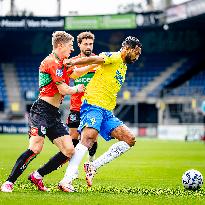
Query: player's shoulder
40 54 58 72
100 51 119 57
71 53 96 60
42 54 57 66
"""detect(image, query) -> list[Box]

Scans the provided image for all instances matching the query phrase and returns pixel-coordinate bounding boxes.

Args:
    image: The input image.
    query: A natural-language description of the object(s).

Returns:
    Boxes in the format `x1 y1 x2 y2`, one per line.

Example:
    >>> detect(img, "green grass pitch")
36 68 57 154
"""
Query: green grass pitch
0 134 205 205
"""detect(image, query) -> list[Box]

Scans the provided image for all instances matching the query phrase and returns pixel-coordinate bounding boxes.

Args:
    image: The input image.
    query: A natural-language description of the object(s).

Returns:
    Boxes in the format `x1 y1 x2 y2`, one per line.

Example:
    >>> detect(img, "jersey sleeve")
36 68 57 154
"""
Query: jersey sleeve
99 52 121 65
48 62 66 85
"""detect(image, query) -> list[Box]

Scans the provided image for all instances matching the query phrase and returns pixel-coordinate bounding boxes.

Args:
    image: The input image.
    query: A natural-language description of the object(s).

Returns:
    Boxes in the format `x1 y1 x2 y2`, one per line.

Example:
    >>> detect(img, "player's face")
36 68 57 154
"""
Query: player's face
124 46 141 64
79 38 94 57
61 41 74 58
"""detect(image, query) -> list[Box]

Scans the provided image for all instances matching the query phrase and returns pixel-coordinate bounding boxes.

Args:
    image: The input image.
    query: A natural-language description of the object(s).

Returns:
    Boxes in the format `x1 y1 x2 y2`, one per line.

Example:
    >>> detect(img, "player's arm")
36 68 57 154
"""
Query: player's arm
69 64 98 80
57 82 85 95
49 63 85 95
64 56 104 66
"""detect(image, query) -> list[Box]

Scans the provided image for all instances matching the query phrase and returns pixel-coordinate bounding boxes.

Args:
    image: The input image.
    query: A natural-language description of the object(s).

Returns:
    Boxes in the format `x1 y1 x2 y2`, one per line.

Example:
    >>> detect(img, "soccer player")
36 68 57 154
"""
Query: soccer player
59 36 142 192
24 32 98 192
67 32 98 162
0 31 96 193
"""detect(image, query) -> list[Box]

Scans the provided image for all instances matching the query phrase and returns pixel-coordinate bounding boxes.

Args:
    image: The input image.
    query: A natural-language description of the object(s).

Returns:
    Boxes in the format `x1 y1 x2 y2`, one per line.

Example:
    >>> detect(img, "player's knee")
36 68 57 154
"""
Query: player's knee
81 136 96 149
30 146 43 154
29 135 44 154
124 134 136 147
130 136 136 147
81 139 93 149
70 130 79 139
81 129 98 149
62 146 75 158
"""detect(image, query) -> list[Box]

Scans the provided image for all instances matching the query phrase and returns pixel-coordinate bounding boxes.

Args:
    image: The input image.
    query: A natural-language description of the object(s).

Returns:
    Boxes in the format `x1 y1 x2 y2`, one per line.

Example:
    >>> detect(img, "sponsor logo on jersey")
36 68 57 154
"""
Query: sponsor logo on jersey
114 70 124 86
75 78 92 83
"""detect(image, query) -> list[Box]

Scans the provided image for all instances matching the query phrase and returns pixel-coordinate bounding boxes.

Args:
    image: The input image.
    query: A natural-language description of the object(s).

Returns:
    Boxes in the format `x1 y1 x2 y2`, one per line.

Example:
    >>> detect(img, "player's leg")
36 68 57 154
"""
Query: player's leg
59 103 102 191
1 132 44 192
31 114 77 182
91 124 135 169
29 122 74 192
36 134 74 175
84 113 135 186
88 139 98 162
68 110 98 161
59 127 98 191
67 110 81 147
1 99 47 192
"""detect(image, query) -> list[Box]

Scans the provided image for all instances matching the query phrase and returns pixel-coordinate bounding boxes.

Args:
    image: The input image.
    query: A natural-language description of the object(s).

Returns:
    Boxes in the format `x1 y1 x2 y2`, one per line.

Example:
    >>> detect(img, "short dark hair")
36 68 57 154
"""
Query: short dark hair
77 31 95 44
122 36 142 49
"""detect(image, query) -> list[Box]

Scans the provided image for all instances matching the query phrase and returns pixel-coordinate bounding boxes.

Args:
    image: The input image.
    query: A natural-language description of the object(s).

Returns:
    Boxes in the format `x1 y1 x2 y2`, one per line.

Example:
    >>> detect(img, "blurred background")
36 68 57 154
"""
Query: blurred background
0 0 204 141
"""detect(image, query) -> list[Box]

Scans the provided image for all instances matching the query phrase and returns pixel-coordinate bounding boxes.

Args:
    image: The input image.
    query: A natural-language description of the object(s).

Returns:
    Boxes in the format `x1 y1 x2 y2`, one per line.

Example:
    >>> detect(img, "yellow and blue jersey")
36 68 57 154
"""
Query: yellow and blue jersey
84 51 127 110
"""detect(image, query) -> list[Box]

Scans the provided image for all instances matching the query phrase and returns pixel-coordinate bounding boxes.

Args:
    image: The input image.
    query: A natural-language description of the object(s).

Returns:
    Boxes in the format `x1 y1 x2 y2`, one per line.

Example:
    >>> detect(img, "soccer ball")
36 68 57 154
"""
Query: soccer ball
182 169 203 190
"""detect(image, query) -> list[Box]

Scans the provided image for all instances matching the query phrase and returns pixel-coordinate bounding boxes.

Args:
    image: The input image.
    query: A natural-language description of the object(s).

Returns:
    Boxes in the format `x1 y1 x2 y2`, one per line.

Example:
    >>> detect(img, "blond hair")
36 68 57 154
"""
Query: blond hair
52 31 74 49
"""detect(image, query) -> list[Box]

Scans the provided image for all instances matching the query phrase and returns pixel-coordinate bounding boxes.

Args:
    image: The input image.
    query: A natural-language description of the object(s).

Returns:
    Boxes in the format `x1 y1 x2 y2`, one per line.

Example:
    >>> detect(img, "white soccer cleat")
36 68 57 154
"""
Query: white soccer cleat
1 181 14 193
84 162 97 187
58 181 76 192
72 170 79 180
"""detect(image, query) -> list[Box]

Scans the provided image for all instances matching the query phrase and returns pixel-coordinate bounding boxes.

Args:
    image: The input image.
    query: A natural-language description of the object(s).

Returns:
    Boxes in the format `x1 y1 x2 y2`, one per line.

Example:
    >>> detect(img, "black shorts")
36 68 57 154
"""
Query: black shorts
28 99 69 142
67 110 80 128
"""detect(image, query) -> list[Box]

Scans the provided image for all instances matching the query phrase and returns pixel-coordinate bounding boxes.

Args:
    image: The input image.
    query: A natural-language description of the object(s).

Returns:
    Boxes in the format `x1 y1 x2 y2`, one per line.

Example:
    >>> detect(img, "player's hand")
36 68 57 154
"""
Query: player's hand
63 59 73 67
76 84 85 93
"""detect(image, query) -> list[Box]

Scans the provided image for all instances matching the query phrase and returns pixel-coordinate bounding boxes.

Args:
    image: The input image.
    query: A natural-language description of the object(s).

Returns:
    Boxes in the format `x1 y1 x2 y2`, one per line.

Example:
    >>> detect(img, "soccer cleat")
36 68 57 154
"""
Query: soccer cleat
1 181 14 193
58 181 75 192
28 172 48 191
72 170 79 180
84 162 97 187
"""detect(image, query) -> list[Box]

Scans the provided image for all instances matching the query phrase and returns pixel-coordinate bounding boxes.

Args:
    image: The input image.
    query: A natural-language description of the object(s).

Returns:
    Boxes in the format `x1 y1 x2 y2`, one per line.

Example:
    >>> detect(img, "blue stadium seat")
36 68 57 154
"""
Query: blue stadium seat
119 54 181 97
0 65 8 109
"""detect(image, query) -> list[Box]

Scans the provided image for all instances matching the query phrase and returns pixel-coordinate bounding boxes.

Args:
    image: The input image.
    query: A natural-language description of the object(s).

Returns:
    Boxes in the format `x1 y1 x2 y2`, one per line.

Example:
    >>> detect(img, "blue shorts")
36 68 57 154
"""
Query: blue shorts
78 101 123 141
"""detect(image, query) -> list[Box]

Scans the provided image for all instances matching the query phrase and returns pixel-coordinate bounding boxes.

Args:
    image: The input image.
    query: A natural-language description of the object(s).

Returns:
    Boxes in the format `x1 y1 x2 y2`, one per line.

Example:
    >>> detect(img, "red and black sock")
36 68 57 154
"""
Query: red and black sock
37 139 80 177
7 149 37 183
38 152 68 177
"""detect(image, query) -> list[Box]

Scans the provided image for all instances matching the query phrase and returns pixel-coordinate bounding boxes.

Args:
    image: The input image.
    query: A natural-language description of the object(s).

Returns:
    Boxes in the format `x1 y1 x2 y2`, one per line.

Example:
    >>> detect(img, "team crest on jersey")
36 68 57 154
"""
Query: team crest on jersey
56 69 63 77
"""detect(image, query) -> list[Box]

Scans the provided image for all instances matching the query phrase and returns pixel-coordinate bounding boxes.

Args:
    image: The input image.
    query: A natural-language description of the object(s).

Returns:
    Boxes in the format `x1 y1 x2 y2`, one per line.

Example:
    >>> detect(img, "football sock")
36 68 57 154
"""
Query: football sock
7 149 37 183
72 139 79 147
92 141 131 169
38 151 69 177
89 141 98 157
62 143 88 183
